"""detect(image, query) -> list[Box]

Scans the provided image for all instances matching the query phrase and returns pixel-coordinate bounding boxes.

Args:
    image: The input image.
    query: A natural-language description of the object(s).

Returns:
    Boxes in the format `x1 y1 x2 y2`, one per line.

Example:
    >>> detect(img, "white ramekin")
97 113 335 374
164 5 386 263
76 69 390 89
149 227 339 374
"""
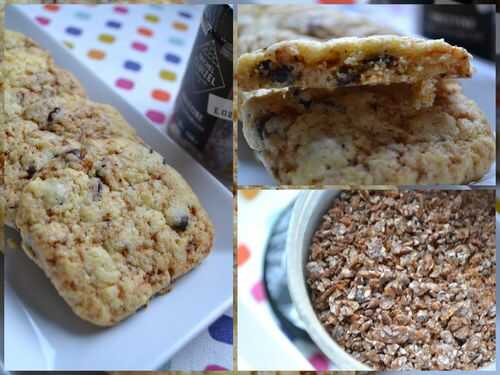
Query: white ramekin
286 189 496 371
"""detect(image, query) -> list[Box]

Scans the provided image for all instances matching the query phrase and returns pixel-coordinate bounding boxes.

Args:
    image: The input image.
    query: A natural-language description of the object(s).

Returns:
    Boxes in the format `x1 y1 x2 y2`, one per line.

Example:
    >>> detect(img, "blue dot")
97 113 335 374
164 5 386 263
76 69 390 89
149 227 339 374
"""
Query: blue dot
66 26 82 36
168 36 184 46
124 60 141 72
106 20 122 29
165 53 181 64
178 11 192 19
208 314 232 345
75 11 91 20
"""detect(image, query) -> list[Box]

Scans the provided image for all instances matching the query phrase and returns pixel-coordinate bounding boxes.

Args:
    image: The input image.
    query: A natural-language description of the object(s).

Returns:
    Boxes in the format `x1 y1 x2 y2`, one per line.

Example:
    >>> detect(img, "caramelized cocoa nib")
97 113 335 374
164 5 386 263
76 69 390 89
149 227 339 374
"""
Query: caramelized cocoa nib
172 216 189 232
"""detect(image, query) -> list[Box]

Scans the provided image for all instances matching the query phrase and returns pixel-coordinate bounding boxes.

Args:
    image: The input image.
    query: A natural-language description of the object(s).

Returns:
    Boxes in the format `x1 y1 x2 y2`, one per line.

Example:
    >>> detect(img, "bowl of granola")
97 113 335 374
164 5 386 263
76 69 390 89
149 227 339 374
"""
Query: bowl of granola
287 189 496 371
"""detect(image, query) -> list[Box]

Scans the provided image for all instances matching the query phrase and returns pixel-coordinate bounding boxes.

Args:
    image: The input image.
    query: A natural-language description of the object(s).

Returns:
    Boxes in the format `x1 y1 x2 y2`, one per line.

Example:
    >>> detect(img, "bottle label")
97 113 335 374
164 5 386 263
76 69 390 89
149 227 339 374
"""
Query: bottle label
207 93 232 121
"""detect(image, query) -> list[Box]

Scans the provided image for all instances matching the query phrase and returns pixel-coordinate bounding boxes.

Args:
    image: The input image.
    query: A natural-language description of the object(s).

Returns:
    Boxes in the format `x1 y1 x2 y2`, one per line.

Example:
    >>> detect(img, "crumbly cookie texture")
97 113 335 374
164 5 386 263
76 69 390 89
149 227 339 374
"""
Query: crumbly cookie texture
237 36 472 91
238 5 397 55
2 31 137 228
2 94 138 228
22 94 137 142
3 30 86 121
16 137 214 326
241 80 494 185
2 119 80 228
307 190 495 370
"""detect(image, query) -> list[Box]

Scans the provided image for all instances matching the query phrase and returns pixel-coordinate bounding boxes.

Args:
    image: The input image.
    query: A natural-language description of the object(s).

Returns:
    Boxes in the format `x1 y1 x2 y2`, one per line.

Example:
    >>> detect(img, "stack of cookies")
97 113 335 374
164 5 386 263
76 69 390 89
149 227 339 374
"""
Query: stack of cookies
0 30 214 326
237 17 495 185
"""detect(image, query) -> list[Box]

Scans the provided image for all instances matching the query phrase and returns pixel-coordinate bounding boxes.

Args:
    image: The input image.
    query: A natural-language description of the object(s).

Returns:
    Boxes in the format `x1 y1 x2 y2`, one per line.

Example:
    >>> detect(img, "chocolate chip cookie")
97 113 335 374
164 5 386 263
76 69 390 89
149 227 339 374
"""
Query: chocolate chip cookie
16 137 214 326
241 80 494 185
237 36 472 91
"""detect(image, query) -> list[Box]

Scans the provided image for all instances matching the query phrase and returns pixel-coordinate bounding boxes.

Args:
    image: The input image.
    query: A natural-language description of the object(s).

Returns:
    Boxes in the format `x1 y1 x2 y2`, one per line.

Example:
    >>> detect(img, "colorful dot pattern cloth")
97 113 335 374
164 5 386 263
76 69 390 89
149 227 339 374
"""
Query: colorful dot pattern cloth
238 190 337 370
21 3 202 131
14 4 231 370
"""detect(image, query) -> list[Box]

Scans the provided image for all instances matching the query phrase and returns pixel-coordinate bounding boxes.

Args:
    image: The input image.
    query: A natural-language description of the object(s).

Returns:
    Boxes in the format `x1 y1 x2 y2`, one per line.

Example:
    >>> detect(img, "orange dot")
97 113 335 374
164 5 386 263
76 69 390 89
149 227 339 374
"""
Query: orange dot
87 49 105 60
137 27 153 37
152 89 171 102
237 244 251 267
241 189 259 200
173 22 188 31
44 4 59 12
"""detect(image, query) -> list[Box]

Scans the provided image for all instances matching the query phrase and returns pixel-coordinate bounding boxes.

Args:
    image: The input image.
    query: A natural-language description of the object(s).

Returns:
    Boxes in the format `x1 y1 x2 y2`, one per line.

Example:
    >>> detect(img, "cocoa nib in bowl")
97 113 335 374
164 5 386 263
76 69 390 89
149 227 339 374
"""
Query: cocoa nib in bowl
305 190 496 370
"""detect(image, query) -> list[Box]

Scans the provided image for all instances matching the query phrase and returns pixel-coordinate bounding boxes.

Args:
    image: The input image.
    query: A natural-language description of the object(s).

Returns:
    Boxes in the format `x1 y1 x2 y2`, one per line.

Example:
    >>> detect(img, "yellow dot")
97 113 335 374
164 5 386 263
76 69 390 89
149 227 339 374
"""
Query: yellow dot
145 14 159 23
160 70 176 81
63 40 74 49
99 34 115 44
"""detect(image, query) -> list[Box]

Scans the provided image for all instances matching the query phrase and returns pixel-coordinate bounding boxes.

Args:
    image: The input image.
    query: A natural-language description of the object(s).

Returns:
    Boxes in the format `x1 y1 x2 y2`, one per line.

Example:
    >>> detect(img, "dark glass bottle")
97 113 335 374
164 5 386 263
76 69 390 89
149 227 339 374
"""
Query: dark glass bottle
168 5 233 189
422 3 495 60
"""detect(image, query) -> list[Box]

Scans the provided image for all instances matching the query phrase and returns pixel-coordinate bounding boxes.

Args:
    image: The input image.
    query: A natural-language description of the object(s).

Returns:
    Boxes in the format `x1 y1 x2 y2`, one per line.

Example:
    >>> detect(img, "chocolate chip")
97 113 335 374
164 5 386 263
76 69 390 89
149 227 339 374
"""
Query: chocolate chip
163 158 167 165
26 165 36 179
257 59 273 76
47 107 61 124
172 216 189 232
257 59 294 84
270 65 293 83
299 97 312 109
149 148 154 154
94 179 103 200
65 148 82 159
336 66 361 86
363 54 398 68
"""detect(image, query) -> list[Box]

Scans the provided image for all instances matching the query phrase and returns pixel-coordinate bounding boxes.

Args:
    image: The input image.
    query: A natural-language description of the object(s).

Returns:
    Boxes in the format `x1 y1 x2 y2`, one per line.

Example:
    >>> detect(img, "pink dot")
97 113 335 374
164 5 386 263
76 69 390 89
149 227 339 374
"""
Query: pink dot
146 110 166 124
114 6 128 14
131 41 147 52
115 78 134 90
251 280 266 302
35 16 50 26
309 352 329 371
205 365 227 371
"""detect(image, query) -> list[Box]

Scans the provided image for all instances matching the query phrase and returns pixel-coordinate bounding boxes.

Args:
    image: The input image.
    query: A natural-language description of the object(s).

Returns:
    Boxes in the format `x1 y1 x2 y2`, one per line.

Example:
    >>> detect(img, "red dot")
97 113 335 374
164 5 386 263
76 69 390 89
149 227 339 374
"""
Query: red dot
115 78 134 90
151 89 171 102
137 27 153 37
44 4 59 12
237 244 250 267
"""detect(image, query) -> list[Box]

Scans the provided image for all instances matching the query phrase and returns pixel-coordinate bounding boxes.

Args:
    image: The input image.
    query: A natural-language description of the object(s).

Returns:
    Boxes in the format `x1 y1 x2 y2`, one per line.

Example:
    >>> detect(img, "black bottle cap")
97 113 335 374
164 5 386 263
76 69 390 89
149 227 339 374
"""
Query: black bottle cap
203 4 233 45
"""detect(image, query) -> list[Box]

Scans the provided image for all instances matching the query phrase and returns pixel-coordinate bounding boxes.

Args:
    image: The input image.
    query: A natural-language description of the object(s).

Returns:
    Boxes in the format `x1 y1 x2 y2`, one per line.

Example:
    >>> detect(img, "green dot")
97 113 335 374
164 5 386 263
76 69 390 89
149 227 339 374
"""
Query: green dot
145 14 160 23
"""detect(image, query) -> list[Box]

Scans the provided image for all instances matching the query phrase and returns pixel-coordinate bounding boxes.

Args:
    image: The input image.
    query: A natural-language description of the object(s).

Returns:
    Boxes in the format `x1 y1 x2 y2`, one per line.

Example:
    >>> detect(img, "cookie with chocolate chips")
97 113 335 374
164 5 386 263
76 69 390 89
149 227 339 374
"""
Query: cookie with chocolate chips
16 137 214 326
237 35 472 91
238 4 398 55
2 119 81 227
240 80 494 185
2 93 139 228
3 30 86 121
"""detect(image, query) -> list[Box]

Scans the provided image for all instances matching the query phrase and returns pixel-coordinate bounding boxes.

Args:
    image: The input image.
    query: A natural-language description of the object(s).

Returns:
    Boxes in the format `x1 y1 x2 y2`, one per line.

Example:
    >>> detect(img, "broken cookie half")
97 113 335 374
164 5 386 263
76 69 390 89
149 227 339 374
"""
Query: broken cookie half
237 35 472 91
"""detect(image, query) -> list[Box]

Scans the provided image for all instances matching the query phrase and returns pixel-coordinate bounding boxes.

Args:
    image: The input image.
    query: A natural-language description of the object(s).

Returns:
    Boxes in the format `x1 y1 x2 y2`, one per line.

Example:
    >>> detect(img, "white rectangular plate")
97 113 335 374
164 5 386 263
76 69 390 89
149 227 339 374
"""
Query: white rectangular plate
4 5 233 371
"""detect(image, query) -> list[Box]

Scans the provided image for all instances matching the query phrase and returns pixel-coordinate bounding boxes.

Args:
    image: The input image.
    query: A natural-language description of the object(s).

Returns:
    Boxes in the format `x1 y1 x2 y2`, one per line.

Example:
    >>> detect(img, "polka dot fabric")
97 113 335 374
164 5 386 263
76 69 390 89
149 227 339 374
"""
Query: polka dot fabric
13 4 230 370
22 3 202 130
238 190 338 370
